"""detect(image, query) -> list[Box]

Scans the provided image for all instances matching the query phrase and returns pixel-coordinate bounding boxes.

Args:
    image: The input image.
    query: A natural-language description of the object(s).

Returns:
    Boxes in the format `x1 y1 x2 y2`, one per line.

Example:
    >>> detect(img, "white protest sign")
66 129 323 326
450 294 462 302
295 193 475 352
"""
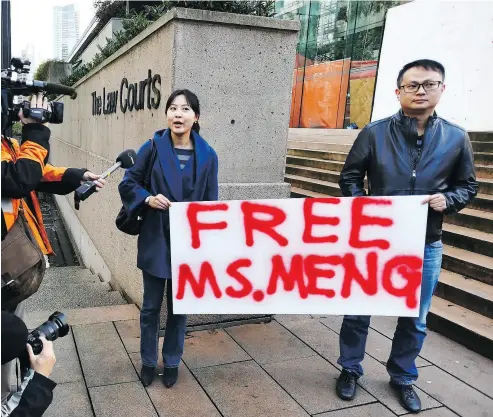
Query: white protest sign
170 196 428 316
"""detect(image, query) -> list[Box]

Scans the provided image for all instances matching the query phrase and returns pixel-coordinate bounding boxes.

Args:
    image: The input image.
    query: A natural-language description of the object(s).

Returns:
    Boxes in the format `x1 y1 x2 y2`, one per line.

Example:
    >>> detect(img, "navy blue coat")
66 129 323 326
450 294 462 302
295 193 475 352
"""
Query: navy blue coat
118 128 219 279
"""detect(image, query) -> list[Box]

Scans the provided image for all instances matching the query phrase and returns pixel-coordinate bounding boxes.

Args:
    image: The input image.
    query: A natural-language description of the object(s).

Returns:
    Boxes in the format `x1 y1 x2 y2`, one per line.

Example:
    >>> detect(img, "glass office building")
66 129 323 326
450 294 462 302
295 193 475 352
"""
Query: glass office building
275 0 403 129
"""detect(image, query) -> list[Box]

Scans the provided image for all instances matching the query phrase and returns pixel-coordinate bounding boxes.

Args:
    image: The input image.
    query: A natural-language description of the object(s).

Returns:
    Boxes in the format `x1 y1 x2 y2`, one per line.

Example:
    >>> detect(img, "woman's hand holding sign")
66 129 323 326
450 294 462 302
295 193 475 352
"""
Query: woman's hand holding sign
149 194 172 210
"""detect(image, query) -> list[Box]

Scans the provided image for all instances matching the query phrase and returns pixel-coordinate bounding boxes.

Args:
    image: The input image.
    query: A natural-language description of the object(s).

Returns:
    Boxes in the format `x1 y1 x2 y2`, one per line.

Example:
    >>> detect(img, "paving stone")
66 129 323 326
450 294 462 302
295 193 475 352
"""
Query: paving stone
89 382 157 417
415 366 493 417
73 322 138 387
263 355 376 414
418 330 493 398
363 328 430 368
129 355 221 417
320 318 430 368
115 319 140 353
43 381 93 417
183 329 251 369
274 314 314 324
368 316 399 338
315 402 395 417
192 360 309 417
316 315 344 332
357 356 442 415
49 330 84 384
25 305 139 328
279 318 341 367
225 321 314 364
405 408 459 417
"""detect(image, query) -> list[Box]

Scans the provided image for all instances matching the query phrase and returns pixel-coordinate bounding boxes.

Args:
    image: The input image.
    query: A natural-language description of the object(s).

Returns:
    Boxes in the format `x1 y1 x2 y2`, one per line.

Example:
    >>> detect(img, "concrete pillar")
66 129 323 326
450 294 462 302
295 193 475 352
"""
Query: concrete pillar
48 8 299 328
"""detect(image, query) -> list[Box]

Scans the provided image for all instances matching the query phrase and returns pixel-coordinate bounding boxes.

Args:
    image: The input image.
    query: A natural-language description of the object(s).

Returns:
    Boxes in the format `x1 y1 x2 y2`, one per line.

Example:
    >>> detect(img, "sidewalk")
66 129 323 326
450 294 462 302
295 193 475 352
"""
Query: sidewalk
24 305 493 417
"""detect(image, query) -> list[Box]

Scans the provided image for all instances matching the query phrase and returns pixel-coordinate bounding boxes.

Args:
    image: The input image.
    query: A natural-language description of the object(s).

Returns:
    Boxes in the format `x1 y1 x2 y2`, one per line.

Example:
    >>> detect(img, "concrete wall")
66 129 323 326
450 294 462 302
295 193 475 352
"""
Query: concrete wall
78 19 125 66
372 1 493 131
48 8 299 325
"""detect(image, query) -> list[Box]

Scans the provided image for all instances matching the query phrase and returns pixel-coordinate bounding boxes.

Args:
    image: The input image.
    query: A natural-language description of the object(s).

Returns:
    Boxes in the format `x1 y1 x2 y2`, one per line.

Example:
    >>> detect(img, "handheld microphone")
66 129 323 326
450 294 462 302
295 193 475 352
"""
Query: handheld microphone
74 149 137 210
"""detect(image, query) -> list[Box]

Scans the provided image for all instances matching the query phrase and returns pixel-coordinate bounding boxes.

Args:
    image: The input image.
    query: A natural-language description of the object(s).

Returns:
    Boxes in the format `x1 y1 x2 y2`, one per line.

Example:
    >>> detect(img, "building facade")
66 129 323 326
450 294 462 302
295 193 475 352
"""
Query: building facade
275 0 403 129
53 4 80 61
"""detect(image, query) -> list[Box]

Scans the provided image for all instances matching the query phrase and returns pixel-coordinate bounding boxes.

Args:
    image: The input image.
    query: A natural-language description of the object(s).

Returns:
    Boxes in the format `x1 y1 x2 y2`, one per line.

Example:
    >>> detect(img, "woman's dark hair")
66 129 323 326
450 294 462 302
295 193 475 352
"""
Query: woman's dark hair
165 89 201 132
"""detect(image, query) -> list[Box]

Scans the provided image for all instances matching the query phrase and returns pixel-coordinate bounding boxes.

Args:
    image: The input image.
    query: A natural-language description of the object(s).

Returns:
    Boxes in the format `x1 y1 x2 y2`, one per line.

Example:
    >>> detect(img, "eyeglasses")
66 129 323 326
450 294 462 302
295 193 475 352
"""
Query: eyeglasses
399 81 442 93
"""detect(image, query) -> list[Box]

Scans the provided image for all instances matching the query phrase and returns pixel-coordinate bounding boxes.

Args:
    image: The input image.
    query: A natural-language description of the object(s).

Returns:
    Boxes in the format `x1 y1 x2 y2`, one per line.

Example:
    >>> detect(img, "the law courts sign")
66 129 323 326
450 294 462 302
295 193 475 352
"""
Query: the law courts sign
91 69 162 116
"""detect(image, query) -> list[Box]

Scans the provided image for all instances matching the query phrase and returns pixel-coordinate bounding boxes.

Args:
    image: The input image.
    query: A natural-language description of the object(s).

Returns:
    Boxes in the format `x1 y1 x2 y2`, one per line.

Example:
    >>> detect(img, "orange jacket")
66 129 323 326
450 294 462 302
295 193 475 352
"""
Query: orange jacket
2 124 87 254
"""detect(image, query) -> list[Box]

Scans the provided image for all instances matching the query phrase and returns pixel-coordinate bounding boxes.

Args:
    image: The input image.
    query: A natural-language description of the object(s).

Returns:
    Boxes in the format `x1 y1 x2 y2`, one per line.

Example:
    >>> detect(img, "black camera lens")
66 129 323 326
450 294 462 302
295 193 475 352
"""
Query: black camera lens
27 312 69 355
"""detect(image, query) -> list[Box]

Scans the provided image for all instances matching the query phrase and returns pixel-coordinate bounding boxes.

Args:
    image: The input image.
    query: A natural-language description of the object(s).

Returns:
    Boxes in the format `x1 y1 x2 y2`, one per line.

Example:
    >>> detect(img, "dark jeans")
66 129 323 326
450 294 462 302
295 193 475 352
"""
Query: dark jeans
140 272 187 368
337 241 443 385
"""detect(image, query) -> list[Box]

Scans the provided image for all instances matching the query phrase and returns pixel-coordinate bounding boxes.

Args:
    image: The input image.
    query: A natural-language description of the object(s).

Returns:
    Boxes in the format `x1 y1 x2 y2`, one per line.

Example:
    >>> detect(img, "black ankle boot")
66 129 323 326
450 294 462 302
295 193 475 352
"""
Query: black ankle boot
390 381 422 413
140 365 155 387
336 370 358 400
162 367 178 388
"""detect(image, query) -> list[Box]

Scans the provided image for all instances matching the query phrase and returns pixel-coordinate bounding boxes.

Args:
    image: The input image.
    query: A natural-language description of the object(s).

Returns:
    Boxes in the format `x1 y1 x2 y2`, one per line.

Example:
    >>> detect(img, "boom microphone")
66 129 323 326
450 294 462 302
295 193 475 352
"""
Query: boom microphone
74 149 137 210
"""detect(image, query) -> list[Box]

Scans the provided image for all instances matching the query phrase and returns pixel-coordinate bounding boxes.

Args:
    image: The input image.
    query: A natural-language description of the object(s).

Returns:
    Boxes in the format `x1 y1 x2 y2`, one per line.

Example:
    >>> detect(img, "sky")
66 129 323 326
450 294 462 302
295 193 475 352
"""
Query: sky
10 0 95 72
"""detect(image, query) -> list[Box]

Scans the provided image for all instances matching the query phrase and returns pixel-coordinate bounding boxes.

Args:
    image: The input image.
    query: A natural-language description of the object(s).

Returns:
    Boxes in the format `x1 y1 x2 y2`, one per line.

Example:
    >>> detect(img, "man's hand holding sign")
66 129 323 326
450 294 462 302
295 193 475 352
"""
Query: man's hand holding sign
170 196 428 316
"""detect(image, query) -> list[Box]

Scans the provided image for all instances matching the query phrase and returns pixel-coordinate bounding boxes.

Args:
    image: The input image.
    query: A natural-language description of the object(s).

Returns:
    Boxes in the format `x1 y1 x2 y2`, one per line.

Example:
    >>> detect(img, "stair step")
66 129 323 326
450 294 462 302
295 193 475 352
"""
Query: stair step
444 208 493 233
286 164 366 187
286 155 345 172
288 141 353 152
472 141 493 153
442 245 493 285
41 266 108 287
25 267 126 313
290 186 332 199
442 224 493 258
475 164 493 179
470 192 493 212
285 174 342 197
436 270 493 319
428 296 493 360
288 148 348 162
469 132 493 142
478 177 493 195
475 152 493 164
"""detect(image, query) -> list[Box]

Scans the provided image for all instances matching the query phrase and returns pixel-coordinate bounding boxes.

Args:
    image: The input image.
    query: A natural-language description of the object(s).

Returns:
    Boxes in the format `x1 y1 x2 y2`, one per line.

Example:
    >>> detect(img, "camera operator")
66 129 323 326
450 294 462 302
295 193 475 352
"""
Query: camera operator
1 311 57 417
1 93 105 400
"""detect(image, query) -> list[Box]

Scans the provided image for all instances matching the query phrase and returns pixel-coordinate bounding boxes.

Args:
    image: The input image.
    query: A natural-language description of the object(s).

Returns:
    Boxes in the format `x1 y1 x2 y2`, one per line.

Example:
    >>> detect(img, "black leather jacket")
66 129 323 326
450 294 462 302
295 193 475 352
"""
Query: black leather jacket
339 110 478 243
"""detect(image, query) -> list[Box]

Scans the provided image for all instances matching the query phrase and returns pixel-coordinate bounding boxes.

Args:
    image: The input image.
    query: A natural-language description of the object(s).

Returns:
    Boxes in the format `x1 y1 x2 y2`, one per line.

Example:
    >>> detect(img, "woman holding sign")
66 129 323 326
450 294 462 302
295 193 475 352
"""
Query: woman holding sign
118 89 219 388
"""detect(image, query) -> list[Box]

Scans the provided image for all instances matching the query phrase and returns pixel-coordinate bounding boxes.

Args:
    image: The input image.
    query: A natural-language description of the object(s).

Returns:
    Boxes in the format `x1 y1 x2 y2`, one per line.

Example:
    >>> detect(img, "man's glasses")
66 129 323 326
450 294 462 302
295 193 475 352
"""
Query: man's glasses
399 81 442 93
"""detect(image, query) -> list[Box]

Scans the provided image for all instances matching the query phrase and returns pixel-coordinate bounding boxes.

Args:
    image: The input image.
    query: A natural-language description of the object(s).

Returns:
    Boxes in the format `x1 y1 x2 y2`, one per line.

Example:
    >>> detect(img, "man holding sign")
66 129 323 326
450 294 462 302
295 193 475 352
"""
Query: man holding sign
335 60 477 413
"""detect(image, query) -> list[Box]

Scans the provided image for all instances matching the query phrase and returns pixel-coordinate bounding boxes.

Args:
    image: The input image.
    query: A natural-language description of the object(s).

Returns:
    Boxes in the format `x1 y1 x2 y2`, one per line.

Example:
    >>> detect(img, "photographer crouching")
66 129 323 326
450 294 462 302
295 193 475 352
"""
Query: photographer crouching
1 311 69 416
1 59 106 403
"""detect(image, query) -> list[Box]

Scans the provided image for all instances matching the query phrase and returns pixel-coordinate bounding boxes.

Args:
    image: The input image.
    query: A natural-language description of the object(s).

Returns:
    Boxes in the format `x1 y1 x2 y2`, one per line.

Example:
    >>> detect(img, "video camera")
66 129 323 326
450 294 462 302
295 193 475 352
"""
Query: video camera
1 57 77 133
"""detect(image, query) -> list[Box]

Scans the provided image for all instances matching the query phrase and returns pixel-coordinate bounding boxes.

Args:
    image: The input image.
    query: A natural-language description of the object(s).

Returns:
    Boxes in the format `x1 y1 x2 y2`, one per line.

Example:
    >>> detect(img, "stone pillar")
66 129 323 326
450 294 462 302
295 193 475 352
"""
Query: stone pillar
48 8 299 328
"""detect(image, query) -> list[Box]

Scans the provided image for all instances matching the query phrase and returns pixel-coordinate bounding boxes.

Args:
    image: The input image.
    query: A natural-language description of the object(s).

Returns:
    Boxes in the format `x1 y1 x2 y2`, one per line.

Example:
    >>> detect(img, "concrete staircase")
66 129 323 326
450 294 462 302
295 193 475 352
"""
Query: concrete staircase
26 266 127 313
285 129 493 359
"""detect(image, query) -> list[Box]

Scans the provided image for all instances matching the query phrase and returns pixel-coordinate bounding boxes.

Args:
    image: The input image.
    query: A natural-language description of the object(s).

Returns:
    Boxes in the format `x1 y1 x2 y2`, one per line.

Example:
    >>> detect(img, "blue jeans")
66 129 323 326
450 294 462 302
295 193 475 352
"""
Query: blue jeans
140 272 187 368
337 241 443 385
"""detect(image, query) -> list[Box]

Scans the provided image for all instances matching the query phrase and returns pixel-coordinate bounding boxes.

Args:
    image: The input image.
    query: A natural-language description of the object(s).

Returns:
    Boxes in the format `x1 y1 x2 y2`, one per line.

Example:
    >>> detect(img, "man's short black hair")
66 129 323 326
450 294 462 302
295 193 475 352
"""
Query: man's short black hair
397 59 445 87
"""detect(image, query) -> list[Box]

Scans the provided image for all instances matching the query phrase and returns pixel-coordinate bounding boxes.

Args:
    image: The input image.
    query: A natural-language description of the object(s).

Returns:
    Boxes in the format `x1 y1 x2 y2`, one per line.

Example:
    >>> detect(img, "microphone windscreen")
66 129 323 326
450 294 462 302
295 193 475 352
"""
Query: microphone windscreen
1 311 28 365
116 149 137 169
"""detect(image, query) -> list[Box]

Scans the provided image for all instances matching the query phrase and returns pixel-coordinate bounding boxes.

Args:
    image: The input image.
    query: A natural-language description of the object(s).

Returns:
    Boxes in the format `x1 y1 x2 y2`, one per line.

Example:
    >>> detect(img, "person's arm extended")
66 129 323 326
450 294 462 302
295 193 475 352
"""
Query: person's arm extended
34 164 99 195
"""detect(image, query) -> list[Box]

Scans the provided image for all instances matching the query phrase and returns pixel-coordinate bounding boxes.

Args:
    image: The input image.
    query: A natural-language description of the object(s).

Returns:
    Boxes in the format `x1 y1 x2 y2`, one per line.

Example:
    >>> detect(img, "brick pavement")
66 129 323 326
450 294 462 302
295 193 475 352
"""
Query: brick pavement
24 306 493 417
